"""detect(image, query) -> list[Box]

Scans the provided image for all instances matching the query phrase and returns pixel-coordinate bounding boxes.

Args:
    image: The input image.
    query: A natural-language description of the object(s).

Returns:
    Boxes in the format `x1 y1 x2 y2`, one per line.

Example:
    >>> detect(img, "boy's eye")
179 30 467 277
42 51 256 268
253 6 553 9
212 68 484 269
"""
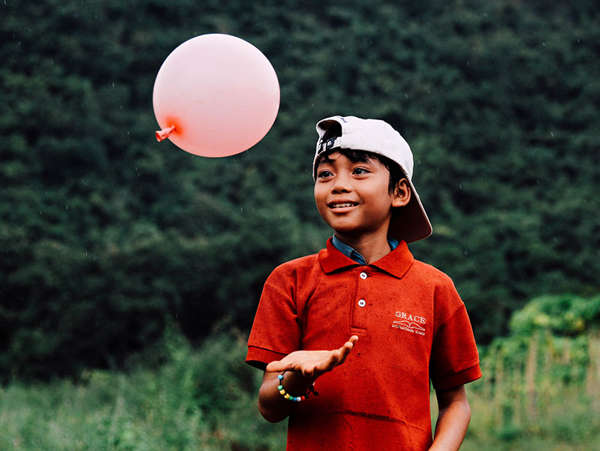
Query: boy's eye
317 170 333 179
353 167 370 175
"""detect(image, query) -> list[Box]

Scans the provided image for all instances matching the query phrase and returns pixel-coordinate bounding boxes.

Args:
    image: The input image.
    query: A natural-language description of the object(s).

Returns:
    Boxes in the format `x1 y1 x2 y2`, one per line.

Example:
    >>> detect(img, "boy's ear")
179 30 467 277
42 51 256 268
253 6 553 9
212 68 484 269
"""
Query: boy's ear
391 179 411 208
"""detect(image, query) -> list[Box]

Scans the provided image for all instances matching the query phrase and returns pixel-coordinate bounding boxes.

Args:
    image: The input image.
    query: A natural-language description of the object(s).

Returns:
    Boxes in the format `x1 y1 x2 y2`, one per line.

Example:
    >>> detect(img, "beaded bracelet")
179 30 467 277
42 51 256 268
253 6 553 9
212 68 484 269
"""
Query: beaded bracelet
277 372 317 402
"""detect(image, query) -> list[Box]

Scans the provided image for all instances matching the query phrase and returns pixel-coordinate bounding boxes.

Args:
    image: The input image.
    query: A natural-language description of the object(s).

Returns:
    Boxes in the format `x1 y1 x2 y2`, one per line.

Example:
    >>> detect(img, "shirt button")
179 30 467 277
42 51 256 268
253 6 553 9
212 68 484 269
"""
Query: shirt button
360 272 367 279
358 299 366 307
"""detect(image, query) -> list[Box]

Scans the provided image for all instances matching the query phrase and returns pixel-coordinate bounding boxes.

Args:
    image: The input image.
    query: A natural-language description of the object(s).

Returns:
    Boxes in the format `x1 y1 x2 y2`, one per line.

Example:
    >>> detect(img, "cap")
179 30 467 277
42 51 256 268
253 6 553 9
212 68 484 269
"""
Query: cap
313 115 432 243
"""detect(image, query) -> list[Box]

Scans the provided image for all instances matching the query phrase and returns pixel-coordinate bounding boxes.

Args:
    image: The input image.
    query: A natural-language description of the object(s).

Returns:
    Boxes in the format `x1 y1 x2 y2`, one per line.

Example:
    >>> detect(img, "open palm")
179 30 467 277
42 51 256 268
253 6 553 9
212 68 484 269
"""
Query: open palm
266 336 359 378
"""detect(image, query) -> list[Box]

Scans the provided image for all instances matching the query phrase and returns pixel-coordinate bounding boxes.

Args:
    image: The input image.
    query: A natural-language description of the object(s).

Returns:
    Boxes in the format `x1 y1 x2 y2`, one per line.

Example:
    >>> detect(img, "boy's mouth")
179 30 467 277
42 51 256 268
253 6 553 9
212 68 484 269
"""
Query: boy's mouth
328 201 359 209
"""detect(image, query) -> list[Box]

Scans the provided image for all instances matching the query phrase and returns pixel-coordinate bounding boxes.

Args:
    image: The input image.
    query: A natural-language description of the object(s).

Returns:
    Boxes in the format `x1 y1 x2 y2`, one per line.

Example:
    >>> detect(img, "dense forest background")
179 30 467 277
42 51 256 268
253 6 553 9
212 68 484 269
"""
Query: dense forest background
1 0 599 380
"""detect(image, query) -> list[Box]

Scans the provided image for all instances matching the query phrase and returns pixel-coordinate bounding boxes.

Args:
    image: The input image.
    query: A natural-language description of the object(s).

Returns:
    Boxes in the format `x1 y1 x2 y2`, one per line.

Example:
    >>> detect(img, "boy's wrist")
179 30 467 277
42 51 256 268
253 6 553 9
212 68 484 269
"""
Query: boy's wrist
280 370 316 397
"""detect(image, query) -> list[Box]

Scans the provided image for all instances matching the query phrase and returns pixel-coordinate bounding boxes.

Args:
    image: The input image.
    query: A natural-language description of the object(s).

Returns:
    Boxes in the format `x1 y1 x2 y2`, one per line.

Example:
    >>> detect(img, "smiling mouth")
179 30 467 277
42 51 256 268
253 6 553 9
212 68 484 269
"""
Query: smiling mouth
328 202 359 209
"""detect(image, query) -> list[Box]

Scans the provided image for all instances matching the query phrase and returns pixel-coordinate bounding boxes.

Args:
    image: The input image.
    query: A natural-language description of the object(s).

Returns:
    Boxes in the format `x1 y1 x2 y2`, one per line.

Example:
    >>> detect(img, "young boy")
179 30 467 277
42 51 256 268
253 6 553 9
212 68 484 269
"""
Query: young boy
246 116 481 450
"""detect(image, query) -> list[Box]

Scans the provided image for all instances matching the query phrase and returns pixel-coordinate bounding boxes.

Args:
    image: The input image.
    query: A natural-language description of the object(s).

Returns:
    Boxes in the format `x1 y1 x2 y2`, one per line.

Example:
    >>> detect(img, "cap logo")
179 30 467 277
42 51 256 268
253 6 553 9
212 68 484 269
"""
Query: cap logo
318 136 338 155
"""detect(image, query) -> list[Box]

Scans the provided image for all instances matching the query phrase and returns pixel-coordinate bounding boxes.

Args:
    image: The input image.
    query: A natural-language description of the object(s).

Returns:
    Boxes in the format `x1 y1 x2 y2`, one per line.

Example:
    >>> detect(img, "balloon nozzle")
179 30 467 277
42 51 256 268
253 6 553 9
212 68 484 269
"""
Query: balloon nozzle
156 125 176 142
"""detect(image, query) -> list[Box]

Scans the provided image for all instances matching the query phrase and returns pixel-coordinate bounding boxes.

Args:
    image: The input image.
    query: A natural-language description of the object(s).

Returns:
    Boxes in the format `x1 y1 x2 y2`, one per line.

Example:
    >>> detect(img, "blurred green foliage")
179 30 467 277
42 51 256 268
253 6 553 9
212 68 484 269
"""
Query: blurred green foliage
1 0 599 378
467 293 600 448
482 294 599 388
1 296 599 450
0 326 286 450
510 294 600 336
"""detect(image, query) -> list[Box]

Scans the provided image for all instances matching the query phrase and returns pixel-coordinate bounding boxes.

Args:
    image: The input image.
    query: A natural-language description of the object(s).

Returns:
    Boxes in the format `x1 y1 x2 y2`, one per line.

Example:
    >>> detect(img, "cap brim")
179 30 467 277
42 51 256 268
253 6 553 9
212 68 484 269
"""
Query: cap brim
389 179 432 243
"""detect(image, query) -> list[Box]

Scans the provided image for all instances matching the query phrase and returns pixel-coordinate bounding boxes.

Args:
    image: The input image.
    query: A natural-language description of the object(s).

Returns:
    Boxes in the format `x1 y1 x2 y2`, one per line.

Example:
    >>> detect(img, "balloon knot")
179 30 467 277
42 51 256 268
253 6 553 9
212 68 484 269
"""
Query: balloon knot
156 125 176 142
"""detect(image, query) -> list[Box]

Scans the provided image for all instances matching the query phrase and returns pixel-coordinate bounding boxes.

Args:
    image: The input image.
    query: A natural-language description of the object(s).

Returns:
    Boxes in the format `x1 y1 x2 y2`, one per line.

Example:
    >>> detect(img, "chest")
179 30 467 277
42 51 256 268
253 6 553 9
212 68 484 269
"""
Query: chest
300 268 435 363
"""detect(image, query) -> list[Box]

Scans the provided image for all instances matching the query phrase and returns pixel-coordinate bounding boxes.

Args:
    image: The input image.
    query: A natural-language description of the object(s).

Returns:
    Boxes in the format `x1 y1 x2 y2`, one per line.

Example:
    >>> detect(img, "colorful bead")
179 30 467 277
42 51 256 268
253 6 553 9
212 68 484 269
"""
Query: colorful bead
276 371 313 403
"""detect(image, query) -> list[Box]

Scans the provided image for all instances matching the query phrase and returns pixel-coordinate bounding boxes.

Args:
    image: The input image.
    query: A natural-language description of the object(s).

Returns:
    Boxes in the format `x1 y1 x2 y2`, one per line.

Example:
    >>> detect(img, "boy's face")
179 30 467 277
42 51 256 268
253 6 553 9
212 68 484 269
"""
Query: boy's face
314 151 408 240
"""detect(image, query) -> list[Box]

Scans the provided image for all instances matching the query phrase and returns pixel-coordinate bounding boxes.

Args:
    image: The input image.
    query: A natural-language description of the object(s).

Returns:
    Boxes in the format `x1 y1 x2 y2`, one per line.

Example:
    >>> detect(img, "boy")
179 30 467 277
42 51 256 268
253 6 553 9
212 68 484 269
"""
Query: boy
246 116 481 450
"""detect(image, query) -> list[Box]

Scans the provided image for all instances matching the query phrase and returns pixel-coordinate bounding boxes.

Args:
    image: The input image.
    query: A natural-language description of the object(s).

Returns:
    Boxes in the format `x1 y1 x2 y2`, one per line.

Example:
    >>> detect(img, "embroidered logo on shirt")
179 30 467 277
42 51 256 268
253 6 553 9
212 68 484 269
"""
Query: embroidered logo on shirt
392 311 426 336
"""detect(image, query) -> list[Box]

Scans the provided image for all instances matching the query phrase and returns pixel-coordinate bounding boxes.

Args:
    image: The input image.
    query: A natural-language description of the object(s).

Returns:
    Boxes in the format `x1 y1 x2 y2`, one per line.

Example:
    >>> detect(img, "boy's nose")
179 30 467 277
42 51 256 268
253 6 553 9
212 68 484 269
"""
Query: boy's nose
332 174 352 193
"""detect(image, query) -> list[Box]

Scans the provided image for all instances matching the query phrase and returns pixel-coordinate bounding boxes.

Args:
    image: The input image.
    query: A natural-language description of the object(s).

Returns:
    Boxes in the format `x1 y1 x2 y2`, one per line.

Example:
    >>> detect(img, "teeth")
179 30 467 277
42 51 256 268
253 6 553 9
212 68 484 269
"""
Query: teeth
331 202 356 208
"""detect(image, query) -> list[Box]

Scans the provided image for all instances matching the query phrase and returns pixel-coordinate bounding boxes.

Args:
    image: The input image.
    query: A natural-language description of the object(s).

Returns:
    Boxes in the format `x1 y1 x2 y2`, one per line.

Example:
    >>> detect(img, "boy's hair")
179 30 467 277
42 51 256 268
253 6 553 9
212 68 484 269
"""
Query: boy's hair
315 148 408 195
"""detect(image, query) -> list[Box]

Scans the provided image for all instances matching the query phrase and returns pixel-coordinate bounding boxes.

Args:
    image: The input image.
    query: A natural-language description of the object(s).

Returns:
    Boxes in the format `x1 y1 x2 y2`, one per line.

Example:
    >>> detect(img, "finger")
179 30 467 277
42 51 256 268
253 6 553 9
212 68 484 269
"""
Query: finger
314 353 337 374
335 338 358 365
335 347 349 365
302 366 315 378
266 359 292 373
337 336 358 354
325 350 347 369
337 339 355 357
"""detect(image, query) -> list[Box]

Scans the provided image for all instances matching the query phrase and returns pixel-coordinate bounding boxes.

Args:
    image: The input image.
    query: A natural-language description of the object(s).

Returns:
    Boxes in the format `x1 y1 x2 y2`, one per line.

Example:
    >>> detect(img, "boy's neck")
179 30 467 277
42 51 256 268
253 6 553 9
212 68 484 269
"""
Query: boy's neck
334 231 393 264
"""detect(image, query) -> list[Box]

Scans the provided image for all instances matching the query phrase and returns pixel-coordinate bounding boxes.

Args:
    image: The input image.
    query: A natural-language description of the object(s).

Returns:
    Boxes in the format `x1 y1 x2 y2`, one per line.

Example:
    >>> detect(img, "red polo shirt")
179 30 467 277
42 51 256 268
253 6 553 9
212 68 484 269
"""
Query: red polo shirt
247 239 481 450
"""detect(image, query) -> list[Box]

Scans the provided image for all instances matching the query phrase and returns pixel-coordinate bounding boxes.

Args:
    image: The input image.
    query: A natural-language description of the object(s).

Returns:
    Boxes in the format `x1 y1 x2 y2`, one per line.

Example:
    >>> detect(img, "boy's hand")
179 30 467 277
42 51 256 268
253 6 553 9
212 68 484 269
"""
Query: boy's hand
266 335 359 379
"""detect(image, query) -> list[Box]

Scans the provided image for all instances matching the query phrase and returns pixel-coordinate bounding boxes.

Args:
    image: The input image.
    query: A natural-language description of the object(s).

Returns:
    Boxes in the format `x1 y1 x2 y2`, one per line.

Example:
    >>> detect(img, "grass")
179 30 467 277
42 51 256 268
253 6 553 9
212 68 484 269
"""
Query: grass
1 329 599 450
0 331 286 450
459 330 600 450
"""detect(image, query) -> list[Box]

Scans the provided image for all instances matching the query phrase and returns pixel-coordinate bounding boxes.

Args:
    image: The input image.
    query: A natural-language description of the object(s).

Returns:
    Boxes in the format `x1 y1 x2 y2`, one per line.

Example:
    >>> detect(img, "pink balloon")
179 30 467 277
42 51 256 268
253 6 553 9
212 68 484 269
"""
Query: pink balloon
153 34 280 157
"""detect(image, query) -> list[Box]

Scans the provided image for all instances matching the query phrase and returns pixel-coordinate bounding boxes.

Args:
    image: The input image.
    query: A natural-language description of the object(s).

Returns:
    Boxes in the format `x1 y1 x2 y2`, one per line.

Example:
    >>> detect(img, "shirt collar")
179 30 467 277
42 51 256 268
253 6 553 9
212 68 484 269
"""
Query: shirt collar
319 237 414 279
331 235 399 265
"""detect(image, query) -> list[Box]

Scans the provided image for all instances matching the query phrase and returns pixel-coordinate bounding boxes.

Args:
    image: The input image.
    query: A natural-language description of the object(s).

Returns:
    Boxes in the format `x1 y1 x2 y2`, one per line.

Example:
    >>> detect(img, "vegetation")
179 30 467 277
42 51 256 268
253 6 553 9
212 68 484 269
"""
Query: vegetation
2 294 599 450
1 0 598 379
463 294 600 449
0 329 286 450
1 1 599 447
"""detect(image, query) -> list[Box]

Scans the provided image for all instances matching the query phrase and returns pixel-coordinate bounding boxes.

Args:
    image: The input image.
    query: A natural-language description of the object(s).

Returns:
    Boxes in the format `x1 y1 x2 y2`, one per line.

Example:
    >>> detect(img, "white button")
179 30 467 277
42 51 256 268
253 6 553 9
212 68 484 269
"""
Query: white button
360 272 367 279
358 299 366 307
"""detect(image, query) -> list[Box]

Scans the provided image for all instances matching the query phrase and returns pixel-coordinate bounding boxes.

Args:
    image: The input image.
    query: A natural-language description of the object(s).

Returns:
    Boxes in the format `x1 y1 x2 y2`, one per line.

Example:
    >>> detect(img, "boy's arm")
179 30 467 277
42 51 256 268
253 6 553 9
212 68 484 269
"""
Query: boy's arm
430 385 471 451
257 336 358 423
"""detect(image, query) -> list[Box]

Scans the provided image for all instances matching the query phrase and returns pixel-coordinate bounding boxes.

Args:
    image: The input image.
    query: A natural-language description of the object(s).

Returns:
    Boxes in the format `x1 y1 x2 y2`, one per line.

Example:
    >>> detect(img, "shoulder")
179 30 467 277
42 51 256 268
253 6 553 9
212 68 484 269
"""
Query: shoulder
261 252 324 310
265 252 322 286
271 252 320 275
409 259 465 318
409 258 456 289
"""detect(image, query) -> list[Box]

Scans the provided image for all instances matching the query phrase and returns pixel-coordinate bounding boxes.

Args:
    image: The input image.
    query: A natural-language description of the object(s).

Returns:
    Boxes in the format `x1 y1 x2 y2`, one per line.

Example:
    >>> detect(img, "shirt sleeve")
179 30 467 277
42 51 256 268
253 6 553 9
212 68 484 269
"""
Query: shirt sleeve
430 278 482 391
246 264 302 370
